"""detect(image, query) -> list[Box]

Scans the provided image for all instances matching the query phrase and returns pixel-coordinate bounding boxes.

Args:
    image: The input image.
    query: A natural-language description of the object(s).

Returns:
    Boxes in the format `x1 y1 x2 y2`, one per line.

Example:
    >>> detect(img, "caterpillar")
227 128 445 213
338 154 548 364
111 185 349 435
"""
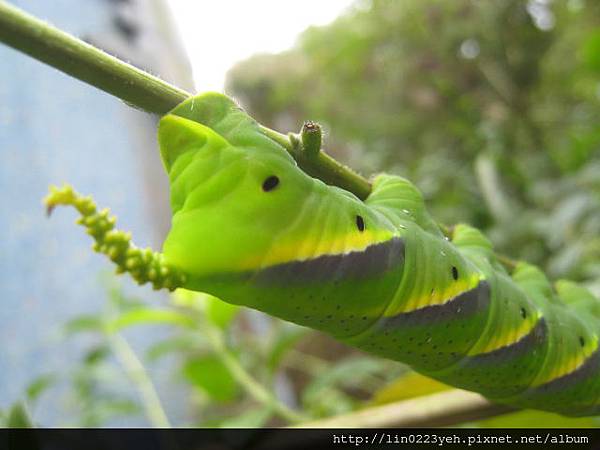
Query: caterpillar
46 92 600 417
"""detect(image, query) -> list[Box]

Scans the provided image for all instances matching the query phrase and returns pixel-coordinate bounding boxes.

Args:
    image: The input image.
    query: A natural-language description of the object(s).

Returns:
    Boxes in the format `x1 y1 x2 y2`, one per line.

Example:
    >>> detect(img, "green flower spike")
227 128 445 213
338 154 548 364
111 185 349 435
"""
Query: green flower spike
44 185 186 291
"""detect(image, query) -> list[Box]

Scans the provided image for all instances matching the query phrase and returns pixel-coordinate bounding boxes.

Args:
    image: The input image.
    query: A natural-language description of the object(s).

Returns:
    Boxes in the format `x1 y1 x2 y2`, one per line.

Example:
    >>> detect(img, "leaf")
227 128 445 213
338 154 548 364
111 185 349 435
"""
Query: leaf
84 345 110 366
304 357 386 398
205 296 240 329
171 290 238 330
218 407 273 428
183 355 239 403
95 399 140 418
580 30 600 73
171 289 205 310
145 335 206 362
108 308 196 332
302 356 387 415
370 371 451 405
78 398 141 427
26 374 56 402
64 315 104 335
7 402 33 428
266 326 307 371
303 386 356 418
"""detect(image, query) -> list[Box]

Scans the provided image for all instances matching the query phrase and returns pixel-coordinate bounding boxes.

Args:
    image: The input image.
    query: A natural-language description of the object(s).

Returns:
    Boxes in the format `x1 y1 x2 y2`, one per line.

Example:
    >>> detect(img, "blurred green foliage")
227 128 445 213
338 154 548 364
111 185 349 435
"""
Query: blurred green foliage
5 0 600 429
5 275 598 428
226 0 600 288
1 278 403 427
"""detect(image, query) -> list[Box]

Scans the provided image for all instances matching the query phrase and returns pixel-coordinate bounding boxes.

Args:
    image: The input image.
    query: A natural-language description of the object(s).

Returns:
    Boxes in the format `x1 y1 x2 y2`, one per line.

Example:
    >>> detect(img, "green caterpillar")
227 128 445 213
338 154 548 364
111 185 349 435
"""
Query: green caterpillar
47 93 600 417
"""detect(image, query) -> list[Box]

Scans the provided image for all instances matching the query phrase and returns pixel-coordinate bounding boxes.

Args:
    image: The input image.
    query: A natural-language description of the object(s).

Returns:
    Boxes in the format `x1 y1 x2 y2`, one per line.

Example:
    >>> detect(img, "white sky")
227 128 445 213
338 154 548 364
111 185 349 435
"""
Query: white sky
168 0 356 91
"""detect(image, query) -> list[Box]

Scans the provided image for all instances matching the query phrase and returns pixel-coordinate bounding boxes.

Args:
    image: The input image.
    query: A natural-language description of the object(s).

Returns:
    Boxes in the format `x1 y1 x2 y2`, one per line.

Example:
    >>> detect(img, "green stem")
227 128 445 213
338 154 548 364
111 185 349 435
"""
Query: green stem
108 332 171 428
0 1 371 199
204 325 307 424
0 1 188 114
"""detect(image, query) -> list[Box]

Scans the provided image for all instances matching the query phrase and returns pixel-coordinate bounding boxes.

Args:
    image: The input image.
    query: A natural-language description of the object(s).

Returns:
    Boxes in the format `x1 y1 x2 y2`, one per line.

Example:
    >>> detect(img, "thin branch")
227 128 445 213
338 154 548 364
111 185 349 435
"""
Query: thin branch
0 1 371 198
108 332 171 428
204 325 308 424
0 1 188 114
296 389 514 428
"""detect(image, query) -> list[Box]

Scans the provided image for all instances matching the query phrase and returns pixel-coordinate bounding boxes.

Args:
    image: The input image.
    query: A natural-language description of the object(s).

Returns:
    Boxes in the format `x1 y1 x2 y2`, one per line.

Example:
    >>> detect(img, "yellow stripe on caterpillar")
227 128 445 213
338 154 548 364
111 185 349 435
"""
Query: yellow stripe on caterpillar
240 229 395 271
386 273 481 316
473 312 541 356
532 336 599 387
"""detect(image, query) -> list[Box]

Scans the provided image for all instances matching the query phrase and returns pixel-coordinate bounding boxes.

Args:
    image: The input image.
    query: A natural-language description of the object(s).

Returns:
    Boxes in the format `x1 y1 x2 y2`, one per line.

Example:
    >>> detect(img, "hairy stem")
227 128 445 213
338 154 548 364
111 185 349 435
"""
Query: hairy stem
0 1 370 198
0 1 188 114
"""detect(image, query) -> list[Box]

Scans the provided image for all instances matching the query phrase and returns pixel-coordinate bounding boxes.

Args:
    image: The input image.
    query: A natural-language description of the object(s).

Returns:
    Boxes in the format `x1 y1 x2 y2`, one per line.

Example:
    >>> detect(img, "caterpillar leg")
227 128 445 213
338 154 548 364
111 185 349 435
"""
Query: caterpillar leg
44 185 186 291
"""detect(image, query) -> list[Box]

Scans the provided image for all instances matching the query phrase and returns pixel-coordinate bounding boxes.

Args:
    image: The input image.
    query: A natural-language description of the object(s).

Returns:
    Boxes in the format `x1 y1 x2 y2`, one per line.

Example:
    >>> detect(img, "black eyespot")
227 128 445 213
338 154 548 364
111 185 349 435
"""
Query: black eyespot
580 336 585 347
520 307 527 319
356 215 365 232
262 176 279 192
451 266 458 280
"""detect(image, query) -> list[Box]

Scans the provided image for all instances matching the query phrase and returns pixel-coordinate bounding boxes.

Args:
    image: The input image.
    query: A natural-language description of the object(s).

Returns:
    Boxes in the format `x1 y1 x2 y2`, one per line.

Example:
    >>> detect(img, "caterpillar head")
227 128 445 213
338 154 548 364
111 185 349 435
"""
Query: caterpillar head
157 93 326 286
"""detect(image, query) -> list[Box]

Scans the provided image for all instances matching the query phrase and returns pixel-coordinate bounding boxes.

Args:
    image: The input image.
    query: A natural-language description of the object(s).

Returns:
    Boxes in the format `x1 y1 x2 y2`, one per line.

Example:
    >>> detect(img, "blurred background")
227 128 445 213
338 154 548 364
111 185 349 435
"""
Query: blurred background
1 0 599 428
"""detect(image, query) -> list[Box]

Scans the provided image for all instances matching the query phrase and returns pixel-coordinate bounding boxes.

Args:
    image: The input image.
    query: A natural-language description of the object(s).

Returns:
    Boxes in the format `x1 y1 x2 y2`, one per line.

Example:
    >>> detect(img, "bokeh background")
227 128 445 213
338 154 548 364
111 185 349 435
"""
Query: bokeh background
1 0 599 427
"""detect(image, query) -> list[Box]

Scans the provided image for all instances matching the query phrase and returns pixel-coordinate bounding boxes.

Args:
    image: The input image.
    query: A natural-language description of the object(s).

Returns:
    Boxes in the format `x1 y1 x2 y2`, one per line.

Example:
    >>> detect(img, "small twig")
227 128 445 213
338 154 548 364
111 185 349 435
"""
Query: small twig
0 1 188 114
296 389 514 428
204 325 308 424
0 1 371 199
108 332 171 428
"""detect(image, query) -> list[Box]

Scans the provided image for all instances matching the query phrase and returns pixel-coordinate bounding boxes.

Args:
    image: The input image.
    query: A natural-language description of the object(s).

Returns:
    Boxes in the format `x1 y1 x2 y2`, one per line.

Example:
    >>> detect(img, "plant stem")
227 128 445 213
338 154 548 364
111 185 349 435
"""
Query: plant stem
204 325 308 424
0 1 372 198
108 332 171 428
0 0 188 114
295 389 513 428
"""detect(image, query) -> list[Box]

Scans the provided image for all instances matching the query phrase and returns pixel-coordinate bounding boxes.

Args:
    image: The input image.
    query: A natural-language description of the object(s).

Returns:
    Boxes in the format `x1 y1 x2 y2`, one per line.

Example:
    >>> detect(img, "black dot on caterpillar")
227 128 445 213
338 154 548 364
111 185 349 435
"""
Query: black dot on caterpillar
356 215 365 232
520 307 527 319
580 336 585 347
262 176 279 192
451 266 459 280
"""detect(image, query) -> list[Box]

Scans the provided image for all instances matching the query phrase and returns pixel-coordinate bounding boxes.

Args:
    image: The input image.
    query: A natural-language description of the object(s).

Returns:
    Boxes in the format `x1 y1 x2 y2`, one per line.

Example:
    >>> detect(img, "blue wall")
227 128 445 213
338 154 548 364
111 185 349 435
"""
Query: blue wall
0 0 185 425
